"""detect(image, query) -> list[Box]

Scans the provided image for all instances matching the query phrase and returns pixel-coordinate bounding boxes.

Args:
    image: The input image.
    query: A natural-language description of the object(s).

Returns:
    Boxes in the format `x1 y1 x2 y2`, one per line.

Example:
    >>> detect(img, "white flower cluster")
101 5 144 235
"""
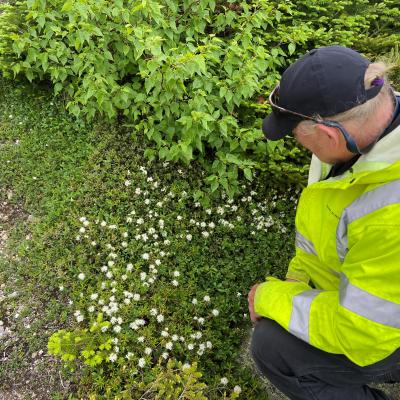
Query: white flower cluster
69 172 295 393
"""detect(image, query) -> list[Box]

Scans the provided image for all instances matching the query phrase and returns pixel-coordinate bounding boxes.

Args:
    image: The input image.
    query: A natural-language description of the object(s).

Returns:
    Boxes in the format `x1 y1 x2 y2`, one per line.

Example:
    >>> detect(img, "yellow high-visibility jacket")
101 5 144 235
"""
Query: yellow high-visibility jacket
254 123 400 367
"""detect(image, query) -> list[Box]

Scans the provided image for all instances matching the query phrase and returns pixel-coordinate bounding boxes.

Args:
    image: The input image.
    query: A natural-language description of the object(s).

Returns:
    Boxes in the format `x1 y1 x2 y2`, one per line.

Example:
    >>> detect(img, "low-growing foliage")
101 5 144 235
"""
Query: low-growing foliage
0 78 297 398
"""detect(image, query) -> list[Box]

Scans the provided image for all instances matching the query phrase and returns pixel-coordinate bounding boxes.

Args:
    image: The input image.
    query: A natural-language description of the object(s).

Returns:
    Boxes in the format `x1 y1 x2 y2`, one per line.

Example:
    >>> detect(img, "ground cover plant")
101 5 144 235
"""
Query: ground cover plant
0 78 299 398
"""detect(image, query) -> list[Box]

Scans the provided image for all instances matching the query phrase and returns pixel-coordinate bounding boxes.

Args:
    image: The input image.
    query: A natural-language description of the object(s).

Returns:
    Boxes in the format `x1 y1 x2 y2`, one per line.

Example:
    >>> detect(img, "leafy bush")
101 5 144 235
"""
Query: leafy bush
2 0 398 195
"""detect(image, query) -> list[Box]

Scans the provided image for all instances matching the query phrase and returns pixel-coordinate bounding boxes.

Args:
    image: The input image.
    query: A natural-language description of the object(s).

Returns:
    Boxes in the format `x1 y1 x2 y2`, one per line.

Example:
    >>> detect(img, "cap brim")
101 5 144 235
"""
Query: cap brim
262 112 299 140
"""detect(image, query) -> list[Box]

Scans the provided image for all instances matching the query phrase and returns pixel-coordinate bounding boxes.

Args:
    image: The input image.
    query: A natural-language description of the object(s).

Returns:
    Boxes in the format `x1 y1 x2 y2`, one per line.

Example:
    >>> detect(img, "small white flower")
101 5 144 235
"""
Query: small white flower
186 234 192 241
76 315 84 322
137 336 145 343
88 306 95 313
78 273 85 281
124 180 131 187
206 341 212 349
201 231 209 238
150 308 158 316
133 293 140 301
136 217 144 224
220 377 228 385
100 221 107 227
155 259 161 266
172 334 178 341
126 263 133 272
161 330 169 337
203 295 210 302
130 322 138 330
106 271 113 279
109 353 118 362
142 253 150 260
212 309 219 317
161 352 169 359
126 217 133 223
173 270 180 277
144 347 152 355
113 325 121 333
109 224 117 230
140 272 147 281
172 280 179 287
138 358 146 368
187 343 194 350
79 227 86 234
233 385 242 394
121 274 127 281
126 352 133 360
198 317 205 324
177 215 183 221
182 363 191 370
192 298 198 305
157 314 164 323
91 241 97 246
165 342 173 350
122 241 128 247
59 285 64 291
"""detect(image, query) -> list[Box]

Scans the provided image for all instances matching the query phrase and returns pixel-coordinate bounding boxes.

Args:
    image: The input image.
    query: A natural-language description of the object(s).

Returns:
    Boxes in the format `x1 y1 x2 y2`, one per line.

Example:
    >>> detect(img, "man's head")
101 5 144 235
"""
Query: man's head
262 46 394 164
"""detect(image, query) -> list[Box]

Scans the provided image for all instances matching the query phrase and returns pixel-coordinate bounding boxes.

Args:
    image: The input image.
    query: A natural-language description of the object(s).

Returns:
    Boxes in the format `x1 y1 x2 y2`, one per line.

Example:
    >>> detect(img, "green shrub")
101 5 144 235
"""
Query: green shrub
2 0 397 195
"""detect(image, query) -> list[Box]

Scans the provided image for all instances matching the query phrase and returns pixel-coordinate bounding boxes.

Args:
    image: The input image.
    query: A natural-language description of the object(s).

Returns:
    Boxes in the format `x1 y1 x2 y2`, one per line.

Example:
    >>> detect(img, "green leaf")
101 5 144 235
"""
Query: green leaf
244 167 253 181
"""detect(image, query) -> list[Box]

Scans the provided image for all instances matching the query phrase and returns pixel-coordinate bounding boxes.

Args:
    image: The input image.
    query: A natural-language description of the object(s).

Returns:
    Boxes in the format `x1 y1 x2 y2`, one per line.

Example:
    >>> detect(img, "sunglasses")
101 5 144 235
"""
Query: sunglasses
268 85 364 154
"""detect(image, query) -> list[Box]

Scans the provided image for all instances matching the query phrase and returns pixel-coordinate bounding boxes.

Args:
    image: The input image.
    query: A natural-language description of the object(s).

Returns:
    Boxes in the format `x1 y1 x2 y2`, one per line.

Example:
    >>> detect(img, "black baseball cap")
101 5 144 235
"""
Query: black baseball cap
262 45 383 140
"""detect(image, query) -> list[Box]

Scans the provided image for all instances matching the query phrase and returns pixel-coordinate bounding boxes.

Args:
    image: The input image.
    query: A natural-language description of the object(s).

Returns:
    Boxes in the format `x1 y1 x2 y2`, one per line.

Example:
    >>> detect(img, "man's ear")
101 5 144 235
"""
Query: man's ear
314 123 341 148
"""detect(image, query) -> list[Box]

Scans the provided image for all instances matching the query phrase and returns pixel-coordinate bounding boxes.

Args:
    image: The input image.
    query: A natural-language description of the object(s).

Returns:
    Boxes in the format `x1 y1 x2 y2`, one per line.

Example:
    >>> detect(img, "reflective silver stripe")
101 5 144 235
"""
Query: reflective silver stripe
336 179 400 262
289 290 322 342
340 273 400 328
295 231 317 256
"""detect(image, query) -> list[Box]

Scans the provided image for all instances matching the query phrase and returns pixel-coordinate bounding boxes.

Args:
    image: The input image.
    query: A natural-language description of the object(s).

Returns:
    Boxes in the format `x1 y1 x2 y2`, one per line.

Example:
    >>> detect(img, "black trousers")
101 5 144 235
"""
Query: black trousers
250 318 400 400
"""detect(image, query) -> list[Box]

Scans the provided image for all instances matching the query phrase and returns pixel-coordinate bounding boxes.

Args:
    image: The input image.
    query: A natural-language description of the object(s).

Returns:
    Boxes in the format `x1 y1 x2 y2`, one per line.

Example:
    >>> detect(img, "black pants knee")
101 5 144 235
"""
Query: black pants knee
250 318 400 400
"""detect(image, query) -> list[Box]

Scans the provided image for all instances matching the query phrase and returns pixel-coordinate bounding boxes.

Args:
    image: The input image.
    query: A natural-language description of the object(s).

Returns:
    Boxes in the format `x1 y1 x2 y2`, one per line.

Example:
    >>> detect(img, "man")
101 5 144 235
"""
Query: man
248 45 400 400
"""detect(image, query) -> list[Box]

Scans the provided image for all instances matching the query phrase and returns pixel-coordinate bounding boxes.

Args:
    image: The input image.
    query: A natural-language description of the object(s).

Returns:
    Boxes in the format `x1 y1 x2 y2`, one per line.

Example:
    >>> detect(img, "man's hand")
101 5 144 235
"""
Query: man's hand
248 283 262 324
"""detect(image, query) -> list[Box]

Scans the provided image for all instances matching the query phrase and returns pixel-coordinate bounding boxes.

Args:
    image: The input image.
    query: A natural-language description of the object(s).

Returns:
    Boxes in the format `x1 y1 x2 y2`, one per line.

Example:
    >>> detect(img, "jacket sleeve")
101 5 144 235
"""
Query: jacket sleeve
254 225 400 367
